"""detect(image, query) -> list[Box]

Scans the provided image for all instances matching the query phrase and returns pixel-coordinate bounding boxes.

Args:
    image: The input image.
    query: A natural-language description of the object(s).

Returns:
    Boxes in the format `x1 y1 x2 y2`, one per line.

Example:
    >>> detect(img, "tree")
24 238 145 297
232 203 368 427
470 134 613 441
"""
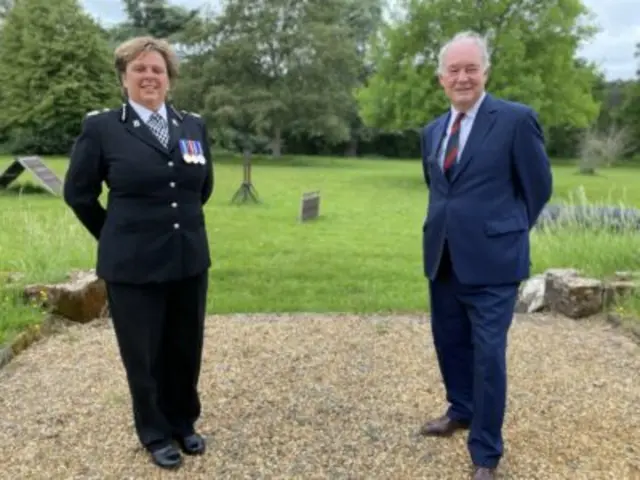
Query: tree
341 0 384 156
180 0 361 157
617 43 640 155
577 125 632 174
108 0 203 46
356 0 601 133
0 0 120 154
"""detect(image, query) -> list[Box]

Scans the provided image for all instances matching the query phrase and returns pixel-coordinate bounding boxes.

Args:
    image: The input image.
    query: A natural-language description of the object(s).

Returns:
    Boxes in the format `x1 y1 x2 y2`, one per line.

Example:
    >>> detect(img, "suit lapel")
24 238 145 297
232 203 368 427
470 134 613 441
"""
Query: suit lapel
167 106 182 153
432 114 448 158
123 105 169 156
450 94 498 184
430 113 449 182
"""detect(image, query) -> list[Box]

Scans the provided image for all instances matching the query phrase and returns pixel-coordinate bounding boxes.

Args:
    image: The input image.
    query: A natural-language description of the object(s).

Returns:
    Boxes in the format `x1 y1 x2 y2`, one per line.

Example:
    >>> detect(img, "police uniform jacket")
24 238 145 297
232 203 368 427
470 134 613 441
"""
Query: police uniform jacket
63 102 214 284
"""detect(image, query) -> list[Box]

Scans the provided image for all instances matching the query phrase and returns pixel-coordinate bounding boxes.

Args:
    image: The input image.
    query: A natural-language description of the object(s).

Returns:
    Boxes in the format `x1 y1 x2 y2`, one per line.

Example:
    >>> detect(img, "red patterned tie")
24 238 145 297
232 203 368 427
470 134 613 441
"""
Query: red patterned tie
443 112 465 173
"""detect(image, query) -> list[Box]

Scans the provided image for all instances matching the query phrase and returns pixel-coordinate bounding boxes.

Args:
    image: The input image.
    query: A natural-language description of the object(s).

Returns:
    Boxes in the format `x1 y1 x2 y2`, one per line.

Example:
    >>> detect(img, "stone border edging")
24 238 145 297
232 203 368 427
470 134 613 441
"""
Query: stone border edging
0 325 42 370
0 314 75 371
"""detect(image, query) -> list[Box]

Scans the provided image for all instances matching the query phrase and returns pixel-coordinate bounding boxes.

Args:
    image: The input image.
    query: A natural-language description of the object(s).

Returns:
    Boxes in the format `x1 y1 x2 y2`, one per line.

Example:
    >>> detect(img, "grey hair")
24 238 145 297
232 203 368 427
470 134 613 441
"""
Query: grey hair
436 31 491 75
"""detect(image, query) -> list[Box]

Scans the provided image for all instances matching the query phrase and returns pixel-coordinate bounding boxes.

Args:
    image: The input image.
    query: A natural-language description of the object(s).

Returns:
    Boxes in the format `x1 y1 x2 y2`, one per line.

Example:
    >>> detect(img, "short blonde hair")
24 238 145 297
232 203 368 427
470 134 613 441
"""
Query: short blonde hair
114 36 179 84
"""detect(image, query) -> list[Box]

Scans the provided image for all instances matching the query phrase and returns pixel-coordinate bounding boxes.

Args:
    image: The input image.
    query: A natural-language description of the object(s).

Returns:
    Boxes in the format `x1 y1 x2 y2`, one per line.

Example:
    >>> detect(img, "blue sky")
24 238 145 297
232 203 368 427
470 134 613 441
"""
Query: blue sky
81 0 639 81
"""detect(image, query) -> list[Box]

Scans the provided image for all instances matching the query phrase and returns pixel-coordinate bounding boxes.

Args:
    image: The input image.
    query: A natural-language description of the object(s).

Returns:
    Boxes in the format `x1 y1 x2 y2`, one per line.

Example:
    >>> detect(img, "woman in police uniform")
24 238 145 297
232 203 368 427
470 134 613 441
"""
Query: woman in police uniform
63 36 214 470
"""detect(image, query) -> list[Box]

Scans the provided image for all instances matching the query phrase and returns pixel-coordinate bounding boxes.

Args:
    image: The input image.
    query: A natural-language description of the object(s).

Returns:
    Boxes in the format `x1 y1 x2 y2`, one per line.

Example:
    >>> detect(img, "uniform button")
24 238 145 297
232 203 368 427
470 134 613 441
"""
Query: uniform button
168 162 174 167
174 223 180 229
171 202 178 208
170 182 175 187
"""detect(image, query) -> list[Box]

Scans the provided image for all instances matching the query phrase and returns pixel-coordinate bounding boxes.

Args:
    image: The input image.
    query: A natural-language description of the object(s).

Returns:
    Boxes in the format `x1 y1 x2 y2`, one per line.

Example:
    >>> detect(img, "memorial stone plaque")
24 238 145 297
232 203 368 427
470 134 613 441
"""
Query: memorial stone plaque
299 191 320 222
0 156 63 195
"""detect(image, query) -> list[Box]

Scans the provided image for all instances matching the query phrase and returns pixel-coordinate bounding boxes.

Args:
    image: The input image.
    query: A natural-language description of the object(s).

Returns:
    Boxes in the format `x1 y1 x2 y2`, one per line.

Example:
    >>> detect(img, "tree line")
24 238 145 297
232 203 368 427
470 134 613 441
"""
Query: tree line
0 0 638 162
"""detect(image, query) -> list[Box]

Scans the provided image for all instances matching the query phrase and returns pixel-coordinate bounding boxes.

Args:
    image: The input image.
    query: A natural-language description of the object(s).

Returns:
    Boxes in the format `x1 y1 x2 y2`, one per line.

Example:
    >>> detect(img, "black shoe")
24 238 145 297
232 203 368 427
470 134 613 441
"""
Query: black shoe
175 432 206 455
149 444 182 469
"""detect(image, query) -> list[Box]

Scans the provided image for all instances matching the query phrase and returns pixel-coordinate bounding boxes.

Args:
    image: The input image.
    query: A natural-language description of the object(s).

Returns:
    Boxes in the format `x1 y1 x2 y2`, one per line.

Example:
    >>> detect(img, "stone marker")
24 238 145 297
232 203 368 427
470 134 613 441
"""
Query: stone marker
300 191 320 222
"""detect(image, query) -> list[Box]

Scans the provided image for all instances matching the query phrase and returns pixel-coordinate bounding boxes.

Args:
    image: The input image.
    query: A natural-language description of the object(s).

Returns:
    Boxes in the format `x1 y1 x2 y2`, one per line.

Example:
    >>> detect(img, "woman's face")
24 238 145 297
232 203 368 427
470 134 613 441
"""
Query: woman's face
122 50 170 111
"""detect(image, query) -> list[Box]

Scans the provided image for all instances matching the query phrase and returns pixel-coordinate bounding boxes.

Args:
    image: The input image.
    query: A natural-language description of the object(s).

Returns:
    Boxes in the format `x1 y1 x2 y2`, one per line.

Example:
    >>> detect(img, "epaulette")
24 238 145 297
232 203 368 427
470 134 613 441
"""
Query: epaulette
85 108 109 117
181 110 201 118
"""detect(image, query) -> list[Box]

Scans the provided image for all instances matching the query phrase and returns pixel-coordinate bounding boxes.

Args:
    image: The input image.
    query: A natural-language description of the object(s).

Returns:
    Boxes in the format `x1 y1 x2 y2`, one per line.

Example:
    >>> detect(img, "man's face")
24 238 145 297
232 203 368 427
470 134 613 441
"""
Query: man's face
438 40 487 111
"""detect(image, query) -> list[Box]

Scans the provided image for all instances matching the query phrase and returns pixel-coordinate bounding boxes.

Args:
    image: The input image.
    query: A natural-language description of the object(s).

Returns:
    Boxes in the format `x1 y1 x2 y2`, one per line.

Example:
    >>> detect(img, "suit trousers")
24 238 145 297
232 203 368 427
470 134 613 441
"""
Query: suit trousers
429 242 518 468
105 270 208 450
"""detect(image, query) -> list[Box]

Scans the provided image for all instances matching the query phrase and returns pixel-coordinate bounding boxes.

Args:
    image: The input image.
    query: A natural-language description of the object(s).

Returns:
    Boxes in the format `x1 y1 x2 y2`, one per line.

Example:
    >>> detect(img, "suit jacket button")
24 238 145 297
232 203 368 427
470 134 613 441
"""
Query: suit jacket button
170 181 175 187
171 202 178 208
168 161 174 167
174 223 180 229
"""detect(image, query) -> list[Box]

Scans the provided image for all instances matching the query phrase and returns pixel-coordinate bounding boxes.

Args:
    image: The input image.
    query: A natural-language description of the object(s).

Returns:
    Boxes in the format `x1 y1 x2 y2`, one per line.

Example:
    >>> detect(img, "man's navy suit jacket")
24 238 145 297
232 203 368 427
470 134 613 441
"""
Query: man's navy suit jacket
420 93 553 286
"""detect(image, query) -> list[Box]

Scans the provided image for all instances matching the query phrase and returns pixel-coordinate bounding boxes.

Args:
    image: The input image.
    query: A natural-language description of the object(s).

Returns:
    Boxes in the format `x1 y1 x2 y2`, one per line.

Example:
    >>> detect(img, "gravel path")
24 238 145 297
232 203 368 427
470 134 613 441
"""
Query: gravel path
1 313 638 479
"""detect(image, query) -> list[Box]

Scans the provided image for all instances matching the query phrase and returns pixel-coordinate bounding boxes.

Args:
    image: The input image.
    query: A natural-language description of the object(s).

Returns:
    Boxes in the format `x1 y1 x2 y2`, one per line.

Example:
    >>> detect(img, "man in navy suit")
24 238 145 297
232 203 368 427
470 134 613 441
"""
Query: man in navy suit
417 31 553 479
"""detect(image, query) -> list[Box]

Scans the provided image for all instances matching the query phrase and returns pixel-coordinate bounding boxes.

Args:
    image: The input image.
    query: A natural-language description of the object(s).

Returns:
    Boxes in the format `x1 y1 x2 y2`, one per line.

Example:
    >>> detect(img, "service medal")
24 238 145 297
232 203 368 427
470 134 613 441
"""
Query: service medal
193 140 205 164
180 140 193 163
188 140 198 164
190 140 201 164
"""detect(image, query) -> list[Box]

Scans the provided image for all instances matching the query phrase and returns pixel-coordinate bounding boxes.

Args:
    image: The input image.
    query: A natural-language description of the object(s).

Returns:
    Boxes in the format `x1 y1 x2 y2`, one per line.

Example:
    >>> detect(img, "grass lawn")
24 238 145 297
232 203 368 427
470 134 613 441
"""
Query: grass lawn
1 154 639 345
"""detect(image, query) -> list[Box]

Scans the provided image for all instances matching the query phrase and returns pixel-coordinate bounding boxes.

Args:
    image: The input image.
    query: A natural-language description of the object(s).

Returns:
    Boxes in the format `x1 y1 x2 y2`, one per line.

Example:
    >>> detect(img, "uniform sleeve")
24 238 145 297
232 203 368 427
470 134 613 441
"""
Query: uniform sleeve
200 119 214 205
512 108 553 229
63 115 107 240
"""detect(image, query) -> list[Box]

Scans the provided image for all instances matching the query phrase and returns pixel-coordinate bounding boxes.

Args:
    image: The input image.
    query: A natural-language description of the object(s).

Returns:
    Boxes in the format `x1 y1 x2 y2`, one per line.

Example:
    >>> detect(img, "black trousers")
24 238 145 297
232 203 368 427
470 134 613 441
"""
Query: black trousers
105 270 208 450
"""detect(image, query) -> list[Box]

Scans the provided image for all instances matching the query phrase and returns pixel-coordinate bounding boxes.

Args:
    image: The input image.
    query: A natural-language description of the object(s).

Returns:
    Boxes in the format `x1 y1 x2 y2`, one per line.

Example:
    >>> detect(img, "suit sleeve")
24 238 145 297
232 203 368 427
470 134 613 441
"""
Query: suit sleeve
200 119 214 205
420 126 430 188
63 115 107 240
512 109 553 228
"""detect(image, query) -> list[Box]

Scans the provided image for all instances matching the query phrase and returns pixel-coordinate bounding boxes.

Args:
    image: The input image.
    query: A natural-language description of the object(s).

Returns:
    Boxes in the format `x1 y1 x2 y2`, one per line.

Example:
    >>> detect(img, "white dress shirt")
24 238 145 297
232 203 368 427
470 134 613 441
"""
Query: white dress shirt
128 99 168 124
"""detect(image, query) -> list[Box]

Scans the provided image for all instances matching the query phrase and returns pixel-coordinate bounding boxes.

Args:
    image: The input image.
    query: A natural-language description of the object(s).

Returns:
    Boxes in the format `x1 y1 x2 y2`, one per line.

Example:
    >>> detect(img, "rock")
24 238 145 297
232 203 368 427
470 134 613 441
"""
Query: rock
516 274 547 313
613 271 640 281
603 280 637 307
525 268 638 320
542 269 580 311
545 273 604 319
517 269 580 314
544 268 580 280
23 270 107 323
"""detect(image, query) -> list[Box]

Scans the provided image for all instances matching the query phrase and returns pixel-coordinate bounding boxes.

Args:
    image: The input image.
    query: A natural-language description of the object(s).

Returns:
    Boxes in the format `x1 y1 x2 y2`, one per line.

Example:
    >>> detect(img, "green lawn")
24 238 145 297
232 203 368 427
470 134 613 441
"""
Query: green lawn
1 154 639 345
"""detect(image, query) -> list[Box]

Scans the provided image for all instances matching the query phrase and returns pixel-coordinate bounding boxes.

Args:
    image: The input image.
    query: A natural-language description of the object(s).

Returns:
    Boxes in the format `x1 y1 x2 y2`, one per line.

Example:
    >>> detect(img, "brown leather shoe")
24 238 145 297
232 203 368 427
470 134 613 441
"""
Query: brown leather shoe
472 467 496 479
418 414 470 437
